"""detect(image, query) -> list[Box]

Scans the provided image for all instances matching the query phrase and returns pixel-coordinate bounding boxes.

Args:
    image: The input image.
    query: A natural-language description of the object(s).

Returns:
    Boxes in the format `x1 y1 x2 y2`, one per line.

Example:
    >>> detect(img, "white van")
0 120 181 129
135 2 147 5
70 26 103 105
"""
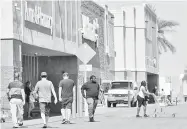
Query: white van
107 80 138 107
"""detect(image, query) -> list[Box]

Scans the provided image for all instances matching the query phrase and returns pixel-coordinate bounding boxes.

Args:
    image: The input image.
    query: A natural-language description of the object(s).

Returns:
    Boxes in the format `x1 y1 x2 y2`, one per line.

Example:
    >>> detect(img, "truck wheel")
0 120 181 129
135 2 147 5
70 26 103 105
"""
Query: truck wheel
113 103 117 107
107 101 111 107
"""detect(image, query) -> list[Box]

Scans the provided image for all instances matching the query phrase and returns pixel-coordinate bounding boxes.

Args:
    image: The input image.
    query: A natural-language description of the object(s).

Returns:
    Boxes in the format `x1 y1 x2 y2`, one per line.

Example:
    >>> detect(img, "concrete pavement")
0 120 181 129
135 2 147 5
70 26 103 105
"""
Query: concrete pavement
1 103 187 129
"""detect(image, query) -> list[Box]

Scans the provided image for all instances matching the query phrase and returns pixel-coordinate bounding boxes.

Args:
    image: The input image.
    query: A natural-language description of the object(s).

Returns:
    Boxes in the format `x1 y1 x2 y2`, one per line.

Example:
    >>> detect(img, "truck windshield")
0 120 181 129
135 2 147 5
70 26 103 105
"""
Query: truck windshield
111 82 133 89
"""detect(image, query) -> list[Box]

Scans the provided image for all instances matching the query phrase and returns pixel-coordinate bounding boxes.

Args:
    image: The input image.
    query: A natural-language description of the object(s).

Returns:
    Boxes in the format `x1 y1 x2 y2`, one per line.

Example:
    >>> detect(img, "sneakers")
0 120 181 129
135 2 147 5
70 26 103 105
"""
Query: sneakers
136 115 142 118
89 117 94 122
62 119 66 124
42 124 47 128
13 124 19 128
18 122 23 126
62 119 71 124
144 114 149 117
13 122 23 128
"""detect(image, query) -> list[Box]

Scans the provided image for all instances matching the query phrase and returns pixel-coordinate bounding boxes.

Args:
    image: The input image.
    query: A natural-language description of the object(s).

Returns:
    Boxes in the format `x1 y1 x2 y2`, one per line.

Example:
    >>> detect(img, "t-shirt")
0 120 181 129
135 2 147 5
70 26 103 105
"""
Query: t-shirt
59 79 75 98
34 78 54 103
138 86 145 98
160 91 165 96
25 86 31 102
81 81 100 99
8 80 24 100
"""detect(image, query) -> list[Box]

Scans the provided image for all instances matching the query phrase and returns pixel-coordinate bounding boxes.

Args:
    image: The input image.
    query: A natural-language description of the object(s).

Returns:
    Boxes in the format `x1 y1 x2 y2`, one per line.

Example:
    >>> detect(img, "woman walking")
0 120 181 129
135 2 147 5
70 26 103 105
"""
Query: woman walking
25 81 35 118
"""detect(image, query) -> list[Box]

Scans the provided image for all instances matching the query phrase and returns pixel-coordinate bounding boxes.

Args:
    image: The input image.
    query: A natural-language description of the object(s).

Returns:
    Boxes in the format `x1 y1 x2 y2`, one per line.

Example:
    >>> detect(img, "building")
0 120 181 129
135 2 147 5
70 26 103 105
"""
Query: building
109 3 159 91
179 67 187 102
0 0 115 117
79 1 115 114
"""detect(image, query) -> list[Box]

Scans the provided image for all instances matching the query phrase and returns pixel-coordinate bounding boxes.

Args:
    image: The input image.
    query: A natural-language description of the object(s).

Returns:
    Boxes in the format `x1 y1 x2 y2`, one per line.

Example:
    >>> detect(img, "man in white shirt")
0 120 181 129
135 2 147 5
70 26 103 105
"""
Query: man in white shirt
136 81 153 117
34 72 57 128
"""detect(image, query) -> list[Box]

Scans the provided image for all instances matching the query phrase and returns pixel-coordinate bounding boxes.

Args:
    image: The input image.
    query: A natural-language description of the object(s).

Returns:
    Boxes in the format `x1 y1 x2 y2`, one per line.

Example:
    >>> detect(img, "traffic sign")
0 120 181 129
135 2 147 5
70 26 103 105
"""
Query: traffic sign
76 43 96 64
79 64 92 71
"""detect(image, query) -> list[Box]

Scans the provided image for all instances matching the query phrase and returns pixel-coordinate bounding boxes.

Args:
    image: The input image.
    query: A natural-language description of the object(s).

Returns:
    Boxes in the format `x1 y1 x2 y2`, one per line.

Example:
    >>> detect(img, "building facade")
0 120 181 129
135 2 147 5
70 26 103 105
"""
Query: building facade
78 1 115 115
110 4 159 91
1 0 115 117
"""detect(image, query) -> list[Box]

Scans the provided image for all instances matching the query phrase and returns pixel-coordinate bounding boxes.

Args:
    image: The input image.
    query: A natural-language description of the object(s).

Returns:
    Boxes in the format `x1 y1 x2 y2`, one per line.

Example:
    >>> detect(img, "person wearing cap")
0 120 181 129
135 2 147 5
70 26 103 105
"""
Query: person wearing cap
34 72 57 128
7 72 25 128
58 72 75 124
81 75 100 122
136 81 153 118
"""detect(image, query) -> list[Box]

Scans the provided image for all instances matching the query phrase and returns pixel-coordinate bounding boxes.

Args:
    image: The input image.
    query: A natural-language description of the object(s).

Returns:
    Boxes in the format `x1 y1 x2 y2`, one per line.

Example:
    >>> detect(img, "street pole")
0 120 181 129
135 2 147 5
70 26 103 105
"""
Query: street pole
127 71 131 108
128 81 131 108
170 76 172 103
84 63 88 117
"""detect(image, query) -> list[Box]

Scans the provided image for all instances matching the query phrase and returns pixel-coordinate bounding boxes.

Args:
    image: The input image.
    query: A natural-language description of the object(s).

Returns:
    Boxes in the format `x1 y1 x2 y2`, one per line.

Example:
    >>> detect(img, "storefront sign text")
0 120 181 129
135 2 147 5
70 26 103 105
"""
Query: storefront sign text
24 1 53 35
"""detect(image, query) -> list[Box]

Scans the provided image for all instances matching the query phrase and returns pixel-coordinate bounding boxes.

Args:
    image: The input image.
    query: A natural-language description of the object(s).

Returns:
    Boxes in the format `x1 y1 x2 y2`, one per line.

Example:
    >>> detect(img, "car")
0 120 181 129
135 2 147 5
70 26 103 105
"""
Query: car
107 80 138 107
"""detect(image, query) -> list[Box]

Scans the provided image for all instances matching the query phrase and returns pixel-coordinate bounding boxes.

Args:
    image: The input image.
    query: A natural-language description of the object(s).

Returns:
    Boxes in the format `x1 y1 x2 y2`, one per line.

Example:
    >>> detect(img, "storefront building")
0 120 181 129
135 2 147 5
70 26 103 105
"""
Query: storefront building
110 3 159 91
1 0 115 117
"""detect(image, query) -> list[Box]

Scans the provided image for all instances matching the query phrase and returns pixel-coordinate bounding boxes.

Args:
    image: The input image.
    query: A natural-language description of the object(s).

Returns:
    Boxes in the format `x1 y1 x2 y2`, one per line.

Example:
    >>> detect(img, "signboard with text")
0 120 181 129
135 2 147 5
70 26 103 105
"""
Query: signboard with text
24 1 53 35
79 64 92 71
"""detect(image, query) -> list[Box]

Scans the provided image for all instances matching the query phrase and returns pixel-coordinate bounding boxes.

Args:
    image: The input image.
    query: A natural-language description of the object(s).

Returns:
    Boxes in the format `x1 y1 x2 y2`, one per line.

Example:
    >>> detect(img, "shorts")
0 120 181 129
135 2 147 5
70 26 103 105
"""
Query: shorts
137 95 146 107
39 102 50 116
61 97 73 109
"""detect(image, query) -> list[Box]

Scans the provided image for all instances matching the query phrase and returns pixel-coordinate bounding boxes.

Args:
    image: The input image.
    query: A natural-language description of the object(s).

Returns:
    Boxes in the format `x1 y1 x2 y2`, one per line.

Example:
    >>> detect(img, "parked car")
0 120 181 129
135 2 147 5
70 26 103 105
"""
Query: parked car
107 80 138 107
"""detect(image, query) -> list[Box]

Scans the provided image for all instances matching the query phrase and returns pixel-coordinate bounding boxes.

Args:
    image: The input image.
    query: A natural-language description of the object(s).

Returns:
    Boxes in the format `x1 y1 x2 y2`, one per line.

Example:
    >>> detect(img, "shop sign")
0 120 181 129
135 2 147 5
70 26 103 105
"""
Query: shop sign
24 1 53 35
82 14 99 42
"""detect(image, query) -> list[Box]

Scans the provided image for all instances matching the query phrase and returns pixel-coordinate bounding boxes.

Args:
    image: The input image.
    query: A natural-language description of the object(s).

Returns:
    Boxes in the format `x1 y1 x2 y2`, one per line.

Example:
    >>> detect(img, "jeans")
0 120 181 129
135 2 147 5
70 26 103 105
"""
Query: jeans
9 98 24 125
86 98 98 118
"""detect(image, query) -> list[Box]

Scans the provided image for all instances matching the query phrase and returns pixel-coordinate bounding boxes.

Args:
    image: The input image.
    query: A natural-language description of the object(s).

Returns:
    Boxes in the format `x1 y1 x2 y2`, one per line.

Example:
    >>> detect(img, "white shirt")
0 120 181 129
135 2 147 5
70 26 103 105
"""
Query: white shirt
138 86 145 98
160 91 165 96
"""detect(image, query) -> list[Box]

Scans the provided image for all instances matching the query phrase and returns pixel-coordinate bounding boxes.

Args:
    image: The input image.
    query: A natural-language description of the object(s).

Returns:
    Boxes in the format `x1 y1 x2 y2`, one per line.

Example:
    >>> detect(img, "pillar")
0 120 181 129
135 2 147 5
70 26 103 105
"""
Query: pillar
0 39 22 109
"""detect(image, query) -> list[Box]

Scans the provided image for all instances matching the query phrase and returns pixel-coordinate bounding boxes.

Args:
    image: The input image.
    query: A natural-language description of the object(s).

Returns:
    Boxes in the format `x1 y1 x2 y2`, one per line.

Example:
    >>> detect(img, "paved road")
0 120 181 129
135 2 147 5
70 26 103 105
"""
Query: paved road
1 103 187 129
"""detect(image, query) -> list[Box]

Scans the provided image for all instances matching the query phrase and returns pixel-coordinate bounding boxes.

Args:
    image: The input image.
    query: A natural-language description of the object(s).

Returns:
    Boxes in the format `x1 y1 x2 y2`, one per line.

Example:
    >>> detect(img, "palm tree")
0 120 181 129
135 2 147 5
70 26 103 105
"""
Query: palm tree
148 4 179 54
157 19 179 54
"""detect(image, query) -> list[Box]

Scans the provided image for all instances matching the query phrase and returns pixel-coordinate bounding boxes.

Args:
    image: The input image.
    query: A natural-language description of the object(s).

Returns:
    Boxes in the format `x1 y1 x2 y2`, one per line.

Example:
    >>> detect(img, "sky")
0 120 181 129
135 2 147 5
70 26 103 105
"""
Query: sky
94 0 187 77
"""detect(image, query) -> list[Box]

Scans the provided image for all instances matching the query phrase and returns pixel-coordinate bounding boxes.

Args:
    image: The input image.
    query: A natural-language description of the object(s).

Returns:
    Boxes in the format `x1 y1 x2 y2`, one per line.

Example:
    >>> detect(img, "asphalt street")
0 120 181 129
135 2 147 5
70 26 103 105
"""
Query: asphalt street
1 103 187 129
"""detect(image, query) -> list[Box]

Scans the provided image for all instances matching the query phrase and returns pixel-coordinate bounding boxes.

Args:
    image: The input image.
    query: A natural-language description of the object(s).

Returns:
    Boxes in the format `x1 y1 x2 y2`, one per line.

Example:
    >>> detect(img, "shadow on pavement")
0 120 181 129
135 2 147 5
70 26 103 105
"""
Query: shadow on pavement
18 126 28 128
46 126 59 128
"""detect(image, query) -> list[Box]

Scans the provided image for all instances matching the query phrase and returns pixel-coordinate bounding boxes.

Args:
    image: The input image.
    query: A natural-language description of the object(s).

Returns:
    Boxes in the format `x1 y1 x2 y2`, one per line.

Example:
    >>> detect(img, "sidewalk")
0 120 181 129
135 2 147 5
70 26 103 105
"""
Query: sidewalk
2 103 186 129
1 106 111 128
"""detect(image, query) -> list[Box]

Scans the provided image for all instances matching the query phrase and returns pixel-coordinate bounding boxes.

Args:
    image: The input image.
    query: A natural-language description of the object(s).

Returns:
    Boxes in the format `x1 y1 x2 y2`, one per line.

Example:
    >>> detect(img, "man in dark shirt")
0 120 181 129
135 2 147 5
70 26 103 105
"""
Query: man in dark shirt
58 72 75 124
81 75 100 122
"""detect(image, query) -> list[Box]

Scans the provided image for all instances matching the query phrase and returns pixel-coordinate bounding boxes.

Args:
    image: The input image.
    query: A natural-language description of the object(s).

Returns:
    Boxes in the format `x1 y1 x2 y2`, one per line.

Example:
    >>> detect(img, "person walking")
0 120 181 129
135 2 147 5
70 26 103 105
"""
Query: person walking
7 72 25 128
136 81 153 118
33 72 57 128
160 89 166 103
81 75 100 122
24 81 35 118
152 86 158 96
58 72 75 124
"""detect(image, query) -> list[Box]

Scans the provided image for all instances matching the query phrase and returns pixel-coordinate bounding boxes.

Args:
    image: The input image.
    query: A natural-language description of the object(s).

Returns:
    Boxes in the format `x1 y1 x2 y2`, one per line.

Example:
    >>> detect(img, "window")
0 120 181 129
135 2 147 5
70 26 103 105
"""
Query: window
55 1 60 38
111 82 133 89
72 1 76 42
55 1 65 39
66 1 72 41
60 1 65 39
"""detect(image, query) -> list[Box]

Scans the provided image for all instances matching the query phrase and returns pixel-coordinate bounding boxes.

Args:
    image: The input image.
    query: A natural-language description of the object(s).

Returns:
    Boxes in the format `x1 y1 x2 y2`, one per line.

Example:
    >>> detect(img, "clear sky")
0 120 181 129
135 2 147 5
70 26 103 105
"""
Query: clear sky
94 0 187 77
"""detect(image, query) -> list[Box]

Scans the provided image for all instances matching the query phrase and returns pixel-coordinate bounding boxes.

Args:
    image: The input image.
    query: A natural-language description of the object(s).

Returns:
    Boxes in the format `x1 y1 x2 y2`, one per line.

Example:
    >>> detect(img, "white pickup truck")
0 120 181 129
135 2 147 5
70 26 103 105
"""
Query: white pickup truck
107 80 138 107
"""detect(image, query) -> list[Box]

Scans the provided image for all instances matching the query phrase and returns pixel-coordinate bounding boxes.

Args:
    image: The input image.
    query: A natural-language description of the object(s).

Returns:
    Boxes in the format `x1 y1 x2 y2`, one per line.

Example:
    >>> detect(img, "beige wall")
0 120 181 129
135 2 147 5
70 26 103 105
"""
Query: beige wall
112 4 159 81
1 1 13 39
0 40 22 109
